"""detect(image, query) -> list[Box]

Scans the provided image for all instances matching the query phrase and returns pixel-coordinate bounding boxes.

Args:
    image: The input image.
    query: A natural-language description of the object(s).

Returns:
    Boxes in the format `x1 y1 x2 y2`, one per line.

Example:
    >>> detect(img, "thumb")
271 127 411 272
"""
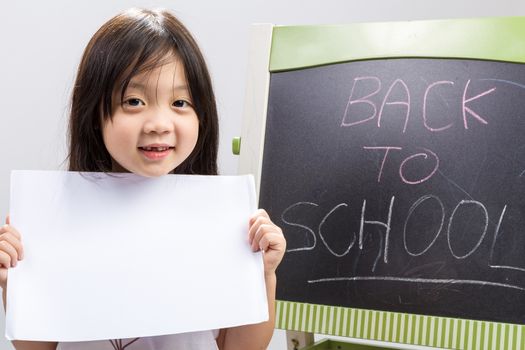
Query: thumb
5 215 9 225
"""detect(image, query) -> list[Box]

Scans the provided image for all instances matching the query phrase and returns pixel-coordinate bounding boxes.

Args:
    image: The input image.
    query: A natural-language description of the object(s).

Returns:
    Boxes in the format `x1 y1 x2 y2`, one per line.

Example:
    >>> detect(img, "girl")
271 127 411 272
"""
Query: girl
0 8 286 350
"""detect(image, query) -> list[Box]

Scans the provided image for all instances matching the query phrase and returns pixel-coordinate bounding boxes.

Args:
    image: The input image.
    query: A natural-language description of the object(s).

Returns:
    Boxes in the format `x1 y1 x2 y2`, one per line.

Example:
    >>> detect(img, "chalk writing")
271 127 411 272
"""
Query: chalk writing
318 203 355 257
307 277 525 292
341 76 496 132
403 195 445 257
446 200 489 259
281 202 318 252
399 148 439 185
423 81 454 132
488 205 525 273
363 146 439 185
282 195 522 292
363 146 402 182
462 79 495 129
262 59 525 323
377 79 410 132
341 76 381 128
360 197 395 263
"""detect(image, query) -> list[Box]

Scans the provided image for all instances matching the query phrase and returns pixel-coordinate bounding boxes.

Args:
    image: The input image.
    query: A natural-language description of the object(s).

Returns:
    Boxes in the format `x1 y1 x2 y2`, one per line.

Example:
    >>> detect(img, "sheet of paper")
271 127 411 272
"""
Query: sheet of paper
6 170 267 341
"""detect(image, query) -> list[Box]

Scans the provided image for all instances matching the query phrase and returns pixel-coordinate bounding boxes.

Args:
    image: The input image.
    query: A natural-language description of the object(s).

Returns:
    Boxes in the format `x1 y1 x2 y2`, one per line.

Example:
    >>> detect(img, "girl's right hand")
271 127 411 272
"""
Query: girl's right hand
0 216 24 291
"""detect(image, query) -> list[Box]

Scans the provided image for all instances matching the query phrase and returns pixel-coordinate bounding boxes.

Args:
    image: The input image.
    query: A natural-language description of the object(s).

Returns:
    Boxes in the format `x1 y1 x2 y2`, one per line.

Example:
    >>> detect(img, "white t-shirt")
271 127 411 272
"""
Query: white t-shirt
57 330 219 350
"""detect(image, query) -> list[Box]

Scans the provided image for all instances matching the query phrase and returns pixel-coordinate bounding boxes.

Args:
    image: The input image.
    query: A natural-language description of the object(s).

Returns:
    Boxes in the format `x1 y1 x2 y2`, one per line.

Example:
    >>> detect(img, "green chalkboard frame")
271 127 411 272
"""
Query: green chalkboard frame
270 17 525 72
267 17 525 350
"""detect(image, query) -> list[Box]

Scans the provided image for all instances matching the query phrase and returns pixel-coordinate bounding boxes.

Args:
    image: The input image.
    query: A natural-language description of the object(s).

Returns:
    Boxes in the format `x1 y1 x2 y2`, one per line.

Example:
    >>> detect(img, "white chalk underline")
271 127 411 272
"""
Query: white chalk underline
307 276 525 291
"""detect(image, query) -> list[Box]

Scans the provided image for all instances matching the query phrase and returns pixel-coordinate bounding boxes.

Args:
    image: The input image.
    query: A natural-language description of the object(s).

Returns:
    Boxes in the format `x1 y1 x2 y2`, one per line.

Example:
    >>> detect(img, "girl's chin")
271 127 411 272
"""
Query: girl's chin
111 166 174 178
111 160 177 178
132 168 174 178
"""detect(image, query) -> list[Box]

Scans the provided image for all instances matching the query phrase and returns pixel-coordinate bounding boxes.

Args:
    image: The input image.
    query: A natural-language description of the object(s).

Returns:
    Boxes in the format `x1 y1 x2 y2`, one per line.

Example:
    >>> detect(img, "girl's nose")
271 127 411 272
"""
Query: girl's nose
143 110 174 134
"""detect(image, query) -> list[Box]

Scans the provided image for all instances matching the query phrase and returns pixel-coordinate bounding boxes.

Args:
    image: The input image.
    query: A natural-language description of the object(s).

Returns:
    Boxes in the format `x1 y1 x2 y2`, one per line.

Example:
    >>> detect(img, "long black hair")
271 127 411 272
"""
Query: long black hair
68 8 218 175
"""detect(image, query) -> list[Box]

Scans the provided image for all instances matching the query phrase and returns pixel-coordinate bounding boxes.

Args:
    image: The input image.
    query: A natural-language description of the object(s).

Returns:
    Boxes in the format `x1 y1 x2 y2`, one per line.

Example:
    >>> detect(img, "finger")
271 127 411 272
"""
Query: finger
248 215 268 245
0 250 12 269
5 216 9 225
249 219 271 249
251 223 283 251
258 232 285 252
0 240 19 267
249 209 270 226
0 224 21 241
0 232 24 261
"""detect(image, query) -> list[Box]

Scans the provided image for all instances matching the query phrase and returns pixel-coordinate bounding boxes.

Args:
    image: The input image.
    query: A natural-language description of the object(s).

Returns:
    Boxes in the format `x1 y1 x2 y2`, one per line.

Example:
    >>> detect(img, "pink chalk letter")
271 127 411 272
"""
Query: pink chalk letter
341 76 381 127
377 79 410 133
462 79 495 129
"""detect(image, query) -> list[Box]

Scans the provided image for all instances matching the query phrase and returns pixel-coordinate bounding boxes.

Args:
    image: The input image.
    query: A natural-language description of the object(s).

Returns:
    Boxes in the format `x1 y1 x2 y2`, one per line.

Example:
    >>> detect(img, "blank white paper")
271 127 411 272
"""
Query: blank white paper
6 170 267 341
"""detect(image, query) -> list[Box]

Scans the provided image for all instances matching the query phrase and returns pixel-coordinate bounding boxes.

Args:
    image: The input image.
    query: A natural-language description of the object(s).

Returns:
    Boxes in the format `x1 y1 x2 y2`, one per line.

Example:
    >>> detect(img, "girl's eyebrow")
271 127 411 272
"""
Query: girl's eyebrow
172 85 189 92
127 81 147 90
127 81 189 92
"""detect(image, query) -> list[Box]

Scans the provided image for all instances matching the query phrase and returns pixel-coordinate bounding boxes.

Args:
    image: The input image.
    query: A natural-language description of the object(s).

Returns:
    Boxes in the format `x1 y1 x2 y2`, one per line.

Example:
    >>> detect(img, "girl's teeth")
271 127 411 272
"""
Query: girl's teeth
143 147 168 151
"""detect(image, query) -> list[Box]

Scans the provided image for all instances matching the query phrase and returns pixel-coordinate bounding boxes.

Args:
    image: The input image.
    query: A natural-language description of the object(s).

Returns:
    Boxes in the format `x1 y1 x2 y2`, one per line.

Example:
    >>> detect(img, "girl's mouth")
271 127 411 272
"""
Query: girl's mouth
138 146 174 160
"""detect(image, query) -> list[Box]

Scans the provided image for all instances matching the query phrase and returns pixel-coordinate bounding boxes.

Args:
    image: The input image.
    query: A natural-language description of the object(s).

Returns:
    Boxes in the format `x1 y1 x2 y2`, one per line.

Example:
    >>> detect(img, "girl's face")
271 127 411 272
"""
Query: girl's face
102 56 199 177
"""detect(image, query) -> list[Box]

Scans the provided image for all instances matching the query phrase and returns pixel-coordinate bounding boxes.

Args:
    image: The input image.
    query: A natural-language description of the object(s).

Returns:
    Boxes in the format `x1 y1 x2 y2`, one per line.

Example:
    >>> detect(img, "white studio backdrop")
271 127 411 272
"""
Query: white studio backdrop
1 1 524 349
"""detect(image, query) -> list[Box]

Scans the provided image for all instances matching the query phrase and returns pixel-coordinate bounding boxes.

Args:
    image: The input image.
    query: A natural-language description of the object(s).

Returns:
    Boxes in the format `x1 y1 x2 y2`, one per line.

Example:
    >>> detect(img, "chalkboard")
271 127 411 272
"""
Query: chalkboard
259 57 525 324
237 18 525 347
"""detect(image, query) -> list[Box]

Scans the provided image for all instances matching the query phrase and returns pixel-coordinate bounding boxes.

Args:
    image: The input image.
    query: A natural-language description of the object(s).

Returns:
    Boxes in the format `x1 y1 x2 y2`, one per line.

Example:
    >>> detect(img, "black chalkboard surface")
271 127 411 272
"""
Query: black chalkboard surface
259 58 525 324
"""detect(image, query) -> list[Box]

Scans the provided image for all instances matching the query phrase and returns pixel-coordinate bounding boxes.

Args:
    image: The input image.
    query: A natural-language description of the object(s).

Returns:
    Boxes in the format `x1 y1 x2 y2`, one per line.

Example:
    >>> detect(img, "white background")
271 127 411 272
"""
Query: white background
1 1 524 349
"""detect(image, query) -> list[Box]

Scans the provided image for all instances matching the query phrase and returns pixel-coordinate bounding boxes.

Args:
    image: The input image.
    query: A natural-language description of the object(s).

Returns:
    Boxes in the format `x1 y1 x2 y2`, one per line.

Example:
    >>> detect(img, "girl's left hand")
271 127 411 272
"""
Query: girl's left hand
248 209 286 275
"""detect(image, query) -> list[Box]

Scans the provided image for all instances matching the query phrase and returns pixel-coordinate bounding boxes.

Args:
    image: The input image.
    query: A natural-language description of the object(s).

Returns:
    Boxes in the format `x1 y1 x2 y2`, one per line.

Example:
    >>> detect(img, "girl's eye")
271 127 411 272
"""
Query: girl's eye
173 99 191 108
124 98 145 107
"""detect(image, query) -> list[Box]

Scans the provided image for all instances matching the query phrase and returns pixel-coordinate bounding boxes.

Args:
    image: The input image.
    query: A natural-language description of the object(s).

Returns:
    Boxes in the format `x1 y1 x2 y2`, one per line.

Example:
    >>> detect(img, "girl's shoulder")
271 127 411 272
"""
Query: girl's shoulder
57 330 219 350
